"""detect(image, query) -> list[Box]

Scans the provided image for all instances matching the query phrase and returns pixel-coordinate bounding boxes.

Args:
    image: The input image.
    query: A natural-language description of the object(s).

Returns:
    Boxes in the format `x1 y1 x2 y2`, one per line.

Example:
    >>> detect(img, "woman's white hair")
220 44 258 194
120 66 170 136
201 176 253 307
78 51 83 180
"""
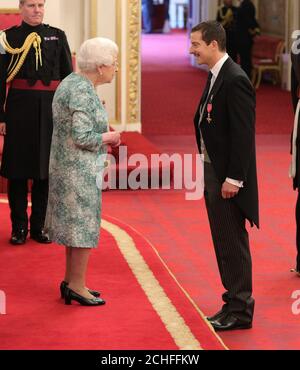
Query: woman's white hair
77 37 119 72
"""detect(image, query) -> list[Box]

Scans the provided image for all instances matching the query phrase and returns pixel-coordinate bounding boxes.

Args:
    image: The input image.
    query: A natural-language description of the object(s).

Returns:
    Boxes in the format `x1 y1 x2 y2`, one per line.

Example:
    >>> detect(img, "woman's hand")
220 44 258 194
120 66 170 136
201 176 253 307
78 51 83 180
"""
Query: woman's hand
111 138 121 148
102 131 121 146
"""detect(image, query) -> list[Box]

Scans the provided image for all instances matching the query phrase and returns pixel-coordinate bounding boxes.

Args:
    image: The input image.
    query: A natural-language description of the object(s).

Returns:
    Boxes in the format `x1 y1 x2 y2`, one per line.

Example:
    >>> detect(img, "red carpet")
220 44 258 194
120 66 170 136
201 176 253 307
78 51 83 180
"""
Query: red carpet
0 199 225 350
100 135 300 350
1 136 300 349
142 32 294 136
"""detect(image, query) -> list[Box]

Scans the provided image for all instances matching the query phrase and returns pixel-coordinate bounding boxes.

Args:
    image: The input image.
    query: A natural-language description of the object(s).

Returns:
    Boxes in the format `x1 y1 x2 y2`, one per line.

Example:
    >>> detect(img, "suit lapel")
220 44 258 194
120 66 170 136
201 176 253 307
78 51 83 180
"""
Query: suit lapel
208 58 232 99
198 58 233 126
195 58 234 126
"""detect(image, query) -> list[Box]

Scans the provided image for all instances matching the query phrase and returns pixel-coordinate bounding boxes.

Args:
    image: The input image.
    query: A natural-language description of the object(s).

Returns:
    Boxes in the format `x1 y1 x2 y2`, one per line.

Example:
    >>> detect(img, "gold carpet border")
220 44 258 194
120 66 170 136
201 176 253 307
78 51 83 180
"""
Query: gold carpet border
103 214 229 351
101 218 202 350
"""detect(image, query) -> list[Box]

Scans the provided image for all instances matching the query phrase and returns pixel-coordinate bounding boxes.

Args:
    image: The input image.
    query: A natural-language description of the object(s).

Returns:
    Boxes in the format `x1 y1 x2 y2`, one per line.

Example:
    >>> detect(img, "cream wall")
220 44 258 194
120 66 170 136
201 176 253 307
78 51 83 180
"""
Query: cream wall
96 0 117 125
59 0 84 52
0 0 18 7
0 0 83 52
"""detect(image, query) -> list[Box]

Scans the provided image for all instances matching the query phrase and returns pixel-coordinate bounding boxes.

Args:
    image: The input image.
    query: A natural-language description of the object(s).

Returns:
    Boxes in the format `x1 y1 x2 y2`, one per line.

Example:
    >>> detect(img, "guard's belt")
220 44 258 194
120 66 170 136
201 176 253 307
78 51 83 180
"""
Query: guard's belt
10 79 60 91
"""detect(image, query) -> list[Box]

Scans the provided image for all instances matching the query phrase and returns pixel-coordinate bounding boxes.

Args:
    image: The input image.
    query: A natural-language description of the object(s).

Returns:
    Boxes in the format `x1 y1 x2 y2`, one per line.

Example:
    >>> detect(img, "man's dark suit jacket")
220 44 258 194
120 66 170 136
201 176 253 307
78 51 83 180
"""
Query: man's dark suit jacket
194 57 259 228
291 51 300 189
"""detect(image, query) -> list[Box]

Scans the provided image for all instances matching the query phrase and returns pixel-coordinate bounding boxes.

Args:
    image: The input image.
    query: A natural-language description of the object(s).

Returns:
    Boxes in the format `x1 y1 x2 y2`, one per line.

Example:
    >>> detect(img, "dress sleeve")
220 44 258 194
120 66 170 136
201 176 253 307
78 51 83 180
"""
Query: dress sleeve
69 83 104 152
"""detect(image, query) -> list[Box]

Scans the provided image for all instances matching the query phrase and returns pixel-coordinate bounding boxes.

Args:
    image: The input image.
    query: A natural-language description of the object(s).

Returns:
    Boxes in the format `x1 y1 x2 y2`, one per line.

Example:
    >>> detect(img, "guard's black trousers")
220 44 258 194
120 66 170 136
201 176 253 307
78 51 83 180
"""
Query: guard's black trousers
236 41 253 80
8 179 49 234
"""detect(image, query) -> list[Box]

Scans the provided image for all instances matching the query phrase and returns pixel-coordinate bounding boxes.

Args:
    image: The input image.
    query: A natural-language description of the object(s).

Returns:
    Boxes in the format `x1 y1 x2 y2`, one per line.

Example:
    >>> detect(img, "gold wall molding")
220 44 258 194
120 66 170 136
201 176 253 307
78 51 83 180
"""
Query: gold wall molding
90 0 97 38
127 0 140 124
116 0 122 124
0 8 19 14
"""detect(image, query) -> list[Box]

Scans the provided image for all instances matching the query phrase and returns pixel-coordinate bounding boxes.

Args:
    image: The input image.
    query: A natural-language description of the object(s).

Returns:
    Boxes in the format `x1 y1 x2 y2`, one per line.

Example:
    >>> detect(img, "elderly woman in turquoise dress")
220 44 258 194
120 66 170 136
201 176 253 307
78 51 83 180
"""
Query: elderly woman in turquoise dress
45 38 121 306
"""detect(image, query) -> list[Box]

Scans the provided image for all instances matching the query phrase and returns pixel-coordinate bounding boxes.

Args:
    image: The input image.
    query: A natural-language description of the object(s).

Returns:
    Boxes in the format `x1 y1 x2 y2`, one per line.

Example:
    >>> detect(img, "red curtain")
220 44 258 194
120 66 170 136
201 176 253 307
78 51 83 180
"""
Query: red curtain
0 12 22 30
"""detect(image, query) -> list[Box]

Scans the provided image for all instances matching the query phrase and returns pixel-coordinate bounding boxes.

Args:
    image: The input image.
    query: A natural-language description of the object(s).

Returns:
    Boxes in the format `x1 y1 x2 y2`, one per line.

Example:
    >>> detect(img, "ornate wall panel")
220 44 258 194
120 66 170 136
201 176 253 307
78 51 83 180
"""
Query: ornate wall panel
126 0 141 124
259 0 286 37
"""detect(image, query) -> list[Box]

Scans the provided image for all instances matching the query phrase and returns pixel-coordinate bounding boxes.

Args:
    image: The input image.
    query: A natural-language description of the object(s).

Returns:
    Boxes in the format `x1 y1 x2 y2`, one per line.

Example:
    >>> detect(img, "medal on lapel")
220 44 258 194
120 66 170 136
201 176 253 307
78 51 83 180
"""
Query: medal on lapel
207 95 213 124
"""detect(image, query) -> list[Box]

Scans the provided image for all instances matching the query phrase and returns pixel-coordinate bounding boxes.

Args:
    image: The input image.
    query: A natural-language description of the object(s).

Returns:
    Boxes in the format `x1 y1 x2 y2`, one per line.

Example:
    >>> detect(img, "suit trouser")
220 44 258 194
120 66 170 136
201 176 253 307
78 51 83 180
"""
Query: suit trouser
204 162 254 322
8 179 49 233
295 191 300 271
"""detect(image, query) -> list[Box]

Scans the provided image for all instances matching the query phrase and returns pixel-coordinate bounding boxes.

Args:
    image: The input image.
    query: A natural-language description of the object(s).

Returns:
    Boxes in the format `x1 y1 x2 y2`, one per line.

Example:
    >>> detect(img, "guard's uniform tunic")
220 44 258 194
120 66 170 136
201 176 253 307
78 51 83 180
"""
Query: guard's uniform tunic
0 21 73 179
0 21 72 234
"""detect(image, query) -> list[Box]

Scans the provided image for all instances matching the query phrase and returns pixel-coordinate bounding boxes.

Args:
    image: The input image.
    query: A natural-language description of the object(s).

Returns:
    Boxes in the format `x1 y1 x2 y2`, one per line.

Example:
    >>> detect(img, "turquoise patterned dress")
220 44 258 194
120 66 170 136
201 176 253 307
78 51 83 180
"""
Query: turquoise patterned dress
45 73 108 248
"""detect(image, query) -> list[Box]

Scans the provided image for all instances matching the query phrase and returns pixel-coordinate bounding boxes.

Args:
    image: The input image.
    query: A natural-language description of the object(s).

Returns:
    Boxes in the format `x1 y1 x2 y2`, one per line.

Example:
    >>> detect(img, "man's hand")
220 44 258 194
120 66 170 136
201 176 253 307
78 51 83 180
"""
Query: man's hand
221 181 240 199
0 123 6 136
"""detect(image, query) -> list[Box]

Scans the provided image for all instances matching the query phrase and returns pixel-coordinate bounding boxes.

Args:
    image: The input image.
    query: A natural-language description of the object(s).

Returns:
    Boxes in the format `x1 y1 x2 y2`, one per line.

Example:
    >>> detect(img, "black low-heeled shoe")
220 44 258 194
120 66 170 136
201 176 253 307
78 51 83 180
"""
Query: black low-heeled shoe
64 287 106 306
30 230 52 244
60 281 100 299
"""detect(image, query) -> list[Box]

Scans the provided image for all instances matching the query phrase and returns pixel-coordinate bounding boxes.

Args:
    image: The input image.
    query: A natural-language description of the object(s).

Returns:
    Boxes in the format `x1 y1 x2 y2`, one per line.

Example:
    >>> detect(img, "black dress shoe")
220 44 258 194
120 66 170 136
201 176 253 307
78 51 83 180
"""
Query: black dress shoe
211 313 252 332
10 229 27 245
60 281 100 299
207 310 227 322
64 287 105 306
30 230 52 244
290 268 300 277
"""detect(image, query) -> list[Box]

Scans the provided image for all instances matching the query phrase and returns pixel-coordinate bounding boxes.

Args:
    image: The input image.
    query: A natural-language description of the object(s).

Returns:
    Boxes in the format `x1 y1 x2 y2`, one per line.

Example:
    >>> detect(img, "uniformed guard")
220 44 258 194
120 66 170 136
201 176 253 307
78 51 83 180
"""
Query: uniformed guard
216 0 238 62
236 0 260 79
0 0 73 245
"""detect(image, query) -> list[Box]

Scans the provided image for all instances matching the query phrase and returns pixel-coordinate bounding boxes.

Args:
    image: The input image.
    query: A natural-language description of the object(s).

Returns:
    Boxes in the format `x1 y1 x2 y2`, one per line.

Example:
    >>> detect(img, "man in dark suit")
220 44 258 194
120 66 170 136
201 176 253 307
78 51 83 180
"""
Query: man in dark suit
290 41 300 277
190 21 259 331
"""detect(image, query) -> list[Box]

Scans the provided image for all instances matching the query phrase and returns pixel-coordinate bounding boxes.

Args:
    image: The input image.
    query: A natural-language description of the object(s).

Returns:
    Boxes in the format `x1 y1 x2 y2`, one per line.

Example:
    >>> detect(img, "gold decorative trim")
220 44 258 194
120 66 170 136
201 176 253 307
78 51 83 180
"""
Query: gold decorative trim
105 214 229 350
90 0 97 38
126 0 140 124
0 8 19 14
115 0 122 124
102 218 202 350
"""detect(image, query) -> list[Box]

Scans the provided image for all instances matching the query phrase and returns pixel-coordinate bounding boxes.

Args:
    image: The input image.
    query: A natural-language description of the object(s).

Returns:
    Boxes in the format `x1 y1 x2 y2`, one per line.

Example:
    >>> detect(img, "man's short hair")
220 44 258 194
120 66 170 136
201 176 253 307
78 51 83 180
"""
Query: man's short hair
191 21 226 52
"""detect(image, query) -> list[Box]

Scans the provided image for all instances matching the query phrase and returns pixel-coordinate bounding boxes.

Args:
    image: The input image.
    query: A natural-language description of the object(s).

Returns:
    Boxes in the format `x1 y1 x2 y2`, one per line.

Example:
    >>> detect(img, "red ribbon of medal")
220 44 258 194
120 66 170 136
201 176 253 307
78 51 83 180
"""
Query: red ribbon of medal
207 95 213 123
